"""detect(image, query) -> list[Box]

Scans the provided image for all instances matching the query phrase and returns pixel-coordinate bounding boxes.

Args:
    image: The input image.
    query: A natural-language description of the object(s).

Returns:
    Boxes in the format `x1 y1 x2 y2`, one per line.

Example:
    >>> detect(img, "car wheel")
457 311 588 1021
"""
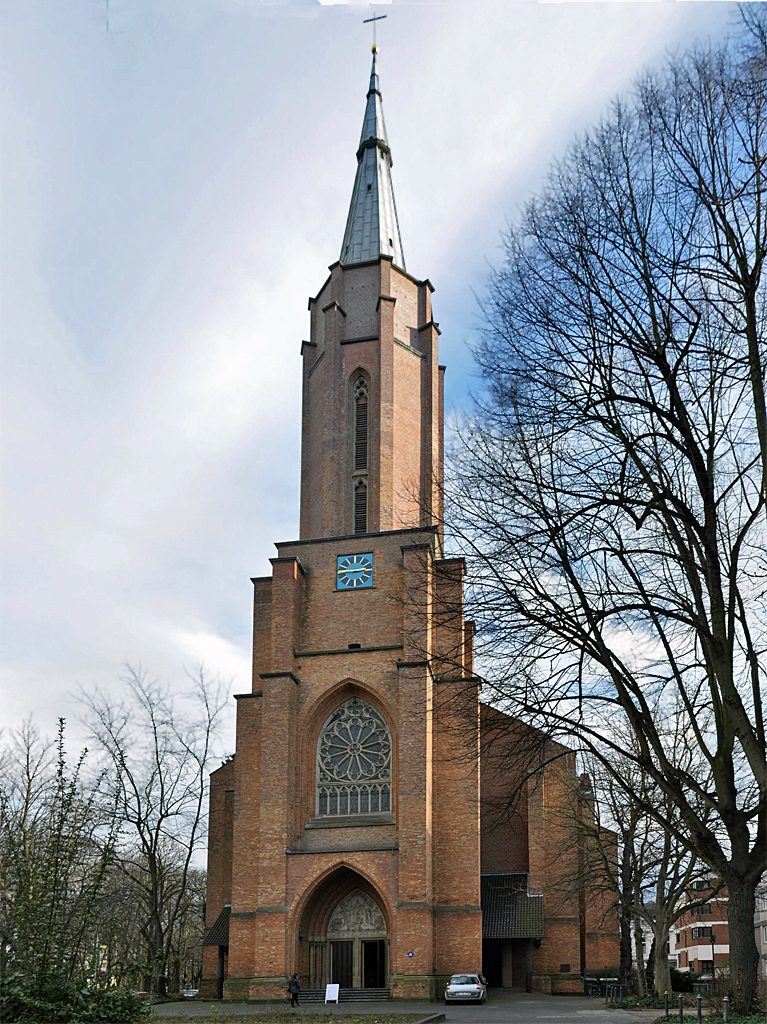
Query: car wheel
444 999 450 1005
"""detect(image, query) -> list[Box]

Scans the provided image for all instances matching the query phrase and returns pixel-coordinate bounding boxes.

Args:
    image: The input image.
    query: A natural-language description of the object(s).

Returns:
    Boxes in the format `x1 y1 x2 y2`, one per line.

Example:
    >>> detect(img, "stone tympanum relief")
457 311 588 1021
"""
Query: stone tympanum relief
327 889 386 936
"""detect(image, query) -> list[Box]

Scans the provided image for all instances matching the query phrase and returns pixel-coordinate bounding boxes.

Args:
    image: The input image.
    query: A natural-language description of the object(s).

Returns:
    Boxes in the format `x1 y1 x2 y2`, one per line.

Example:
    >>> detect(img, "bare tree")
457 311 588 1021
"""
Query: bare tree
87 859 207 993
568 734 717 997
78 666 227 996
448 10 766 1011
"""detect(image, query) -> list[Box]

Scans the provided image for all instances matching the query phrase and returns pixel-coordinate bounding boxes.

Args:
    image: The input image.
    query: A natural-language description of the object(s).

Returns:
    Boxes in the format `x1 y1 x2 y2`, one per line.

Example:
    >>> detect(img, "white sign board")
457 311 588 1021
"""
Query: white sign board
324 983 340 1003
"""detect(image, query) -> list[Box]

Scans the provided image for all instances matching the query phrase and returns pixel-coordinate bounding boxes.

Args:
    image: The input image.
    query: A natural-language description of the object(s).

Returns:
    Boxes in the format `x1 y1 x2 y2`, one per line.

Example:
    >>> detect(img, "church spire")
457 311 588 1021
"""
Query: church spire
339 50 406 271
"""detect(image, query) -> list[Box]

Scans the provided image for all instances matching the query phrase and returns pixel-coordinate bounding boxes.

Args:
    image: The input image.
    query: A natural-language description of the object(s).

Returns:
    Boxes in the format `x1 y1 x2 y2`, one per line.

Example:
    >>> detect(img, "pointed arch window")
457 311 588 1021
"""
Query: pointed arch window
352 375 369 534
316 697 391 817
354 479 368 535
354 376 368 470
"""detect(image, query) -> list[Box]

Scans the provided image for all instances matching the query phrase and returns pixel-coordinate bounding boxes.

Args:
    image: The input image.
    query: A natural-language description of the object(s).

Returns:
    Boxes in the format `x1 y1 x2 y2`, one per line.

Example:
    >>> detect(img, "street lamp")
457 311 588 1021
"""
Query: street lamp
710 930 716 978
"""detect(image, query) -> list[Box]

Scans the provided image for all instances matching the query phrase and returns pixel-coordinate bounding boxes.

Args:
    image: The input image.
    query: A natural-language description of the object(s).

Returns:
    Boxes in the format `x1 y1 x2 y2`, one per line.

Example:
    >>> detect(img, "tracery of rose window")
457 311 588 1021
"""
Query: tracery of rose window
316 697 391 816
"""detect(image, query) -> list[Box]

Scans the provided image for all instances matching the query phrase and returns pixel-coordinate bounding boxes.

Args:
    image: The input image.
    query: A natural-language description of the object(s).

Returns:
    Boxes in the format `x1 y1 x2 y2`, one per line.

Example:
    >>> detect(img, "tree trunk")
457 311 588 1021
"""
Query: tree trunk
653 926 671 998
725 874 759 1013
620 906 633 991
619 840 633 989
155 962 168 998
645 936 656 994
633 916 647 997
146 919 166 996
172 951 181 995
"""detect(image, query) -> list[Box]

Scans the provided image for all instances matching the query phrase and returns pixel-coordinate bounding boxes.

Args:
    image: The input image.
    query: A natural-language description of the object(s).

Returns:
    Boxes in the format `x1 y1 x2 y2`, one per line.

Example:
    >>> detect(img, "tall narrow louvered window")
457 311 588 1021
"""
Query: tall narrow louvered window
354 478 368 534
352 375 369 534
354 377 368 470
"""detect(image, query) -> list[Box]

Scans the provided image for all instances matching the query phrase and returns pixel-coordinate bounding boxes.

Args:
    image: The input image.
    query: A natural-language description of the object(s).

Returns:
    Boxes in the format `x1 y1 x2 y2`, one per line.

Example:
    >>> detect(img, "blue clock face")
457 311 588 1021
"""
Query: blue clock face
337 552 374 589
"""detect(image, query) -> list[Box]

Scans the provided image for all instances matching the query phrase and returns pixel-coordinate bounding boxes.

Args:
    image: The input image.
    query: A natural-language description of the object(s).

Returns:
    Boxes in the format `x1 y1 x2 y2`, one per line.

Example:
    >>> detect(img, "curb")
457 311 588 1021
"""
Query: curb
414 1016 446 1024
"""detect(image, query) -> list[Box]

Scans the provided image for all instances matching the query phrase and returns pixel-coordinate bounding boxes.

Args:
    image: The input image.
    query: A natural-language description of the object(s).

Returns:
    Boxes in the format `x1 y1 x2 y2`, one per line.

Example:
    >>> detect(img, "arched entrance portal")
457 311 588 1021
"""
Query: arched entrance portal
299 868 389 990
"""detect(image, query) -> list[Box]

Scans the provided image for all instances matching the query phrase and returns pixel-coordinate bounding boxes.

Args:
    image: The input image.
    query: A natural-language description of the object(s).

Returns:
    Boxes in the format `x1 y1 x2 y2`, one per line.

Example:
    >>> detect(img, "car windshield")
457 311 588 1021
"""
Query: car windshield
450 976 478 985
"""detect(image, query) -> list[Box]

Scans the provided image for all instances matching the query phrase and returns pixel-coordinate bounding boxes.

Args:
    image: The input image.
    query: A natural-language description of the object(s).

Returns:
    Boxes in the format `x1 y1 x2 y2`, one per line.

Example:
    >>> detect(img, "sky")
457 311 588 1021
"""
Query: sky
1 0 735 752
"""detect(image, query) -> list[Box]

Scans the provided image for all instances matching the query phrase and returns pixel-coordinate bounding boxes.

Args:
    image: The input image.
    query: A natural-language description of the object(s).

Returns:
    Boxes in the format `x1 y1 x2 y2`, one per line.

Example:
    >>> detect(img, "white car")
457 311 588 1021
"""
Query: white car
445 973 486 1005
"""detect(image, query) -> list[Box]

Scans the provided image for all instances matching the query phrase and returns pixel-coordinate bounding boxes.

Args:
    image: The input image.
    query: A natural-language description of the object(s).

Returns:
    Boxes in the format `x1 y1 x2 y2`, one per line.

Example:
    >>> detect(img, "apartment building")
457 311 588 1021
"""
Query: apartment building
672 881 729 976
755 888 767 981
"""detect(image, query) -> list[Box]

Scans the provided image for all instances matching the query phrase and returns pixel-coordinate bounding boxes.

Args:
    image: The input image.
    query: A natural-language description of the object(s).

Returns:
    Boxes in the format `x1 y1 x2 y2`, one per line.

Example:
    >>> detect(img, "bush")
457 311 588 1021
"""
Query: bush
609 995 667 1008
0 972 151 1023
654 1015 767 1023
670 967 695 992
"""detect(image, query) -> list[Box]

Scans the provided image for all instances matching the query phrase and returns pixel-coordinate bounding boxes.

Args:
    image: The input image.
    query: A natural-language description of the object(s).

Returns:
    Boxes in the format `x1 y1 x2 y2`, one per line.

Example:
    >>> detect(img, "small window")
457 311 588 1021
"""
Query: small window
691 903 712 916
692 927 712 939
559 964 571 973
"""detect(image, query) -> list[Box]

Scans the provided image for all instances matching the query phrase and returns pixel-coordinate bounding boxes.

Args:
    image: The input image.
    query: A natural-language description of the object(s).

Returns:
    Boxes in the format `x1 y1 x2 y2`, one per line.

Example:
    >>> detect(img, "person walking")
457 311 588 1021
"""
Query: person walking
288 973 301 1007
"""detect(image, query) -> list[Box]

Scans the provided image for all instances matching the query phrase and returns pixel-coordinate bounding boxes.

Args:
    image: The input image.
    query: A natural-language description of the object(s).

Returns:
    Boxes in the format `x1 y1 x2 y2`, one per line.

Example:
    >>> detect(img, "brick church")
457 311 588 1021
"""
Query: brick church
201 51 619 1001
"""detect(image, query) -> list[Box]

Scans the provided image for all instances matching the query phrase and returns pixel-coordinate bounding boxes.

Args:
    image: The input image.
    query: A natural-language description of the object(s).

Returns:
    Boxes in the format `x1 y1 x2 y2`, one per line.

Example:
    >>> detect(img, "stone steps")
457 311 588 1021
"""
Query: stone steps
297 988 391 1003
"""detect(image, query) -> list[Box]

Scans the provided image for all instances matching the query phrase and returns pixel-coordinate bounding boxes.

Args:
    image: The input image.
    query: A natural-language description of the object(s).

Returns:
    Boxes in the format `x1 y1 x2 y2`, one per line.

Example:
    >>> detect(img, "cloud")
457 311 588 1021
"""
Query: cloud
0 0 732 745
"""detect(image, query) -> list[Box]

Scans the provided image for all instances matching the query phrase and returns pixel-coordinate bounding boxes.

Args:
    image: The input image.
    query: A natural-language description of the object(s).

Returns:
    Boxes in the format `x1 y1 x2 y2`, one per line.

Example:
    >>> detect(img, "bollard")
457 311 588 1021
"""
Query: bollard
697 993 702 1023
665 991 669 1017
723 995 729 1023
679 994 684 1024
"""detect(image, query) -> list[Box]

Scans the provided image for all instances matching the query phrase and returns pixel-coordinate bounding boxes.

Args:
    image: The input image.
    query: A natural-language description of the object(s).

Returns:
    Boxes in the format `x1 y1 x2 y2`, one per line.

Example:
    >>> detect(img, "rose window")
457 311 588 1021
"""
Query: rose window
316 697 391 816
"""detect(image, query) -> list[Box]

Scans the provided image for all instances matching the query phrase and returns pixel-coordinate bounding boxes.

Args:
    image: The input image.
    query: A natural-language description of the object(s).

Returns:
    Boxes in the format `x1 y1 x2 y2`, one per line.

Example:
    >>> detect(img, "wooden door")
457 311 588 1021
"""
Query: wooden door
331 940 353 988
362 939 386 988
309 942 324 989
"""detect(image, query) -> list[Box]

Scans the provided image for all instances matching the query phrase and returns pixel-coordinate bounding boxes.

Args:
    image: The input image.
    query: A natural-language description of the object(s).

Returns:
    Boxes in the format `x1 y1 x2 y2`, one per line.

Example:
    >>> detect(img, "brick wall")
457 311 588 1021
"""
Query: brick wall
202 248 616 1000
299 258 442 541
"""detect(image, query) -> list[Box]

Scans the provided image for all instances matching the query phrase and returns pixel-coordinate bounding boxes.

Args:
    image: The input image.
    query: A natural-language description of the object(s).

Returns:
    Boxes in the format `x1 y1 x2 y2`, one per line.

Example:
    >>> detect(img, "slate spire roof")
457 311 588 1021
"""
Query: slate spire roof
340 50 406 271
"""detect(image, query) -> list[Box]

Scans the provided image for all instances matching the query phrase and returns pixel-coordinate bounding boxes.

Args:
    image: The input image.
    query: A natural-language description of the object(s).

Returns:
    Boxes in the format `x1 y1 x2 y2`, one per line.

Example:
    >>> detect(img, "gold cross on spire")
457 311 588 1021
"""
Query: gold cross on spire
363 10 387 54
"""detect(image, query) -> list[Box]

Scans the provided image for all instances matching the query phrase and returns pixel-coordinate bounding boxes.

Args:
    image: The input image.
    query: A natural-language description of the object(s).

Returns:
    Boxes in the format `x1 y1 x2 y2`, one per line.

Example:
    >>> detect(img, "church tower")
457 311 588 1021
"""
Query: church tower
299 52 444 542
202 51 482 1001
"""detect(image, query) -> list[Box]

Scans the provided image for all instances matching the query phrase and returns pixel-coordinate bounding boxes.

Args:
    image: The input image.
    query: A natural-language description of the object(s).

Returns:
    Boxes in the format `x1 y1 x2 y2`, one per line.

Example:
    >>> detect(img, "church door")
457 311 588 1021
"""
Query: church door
362 939 386 987
308 942 324 989
331 941 353 987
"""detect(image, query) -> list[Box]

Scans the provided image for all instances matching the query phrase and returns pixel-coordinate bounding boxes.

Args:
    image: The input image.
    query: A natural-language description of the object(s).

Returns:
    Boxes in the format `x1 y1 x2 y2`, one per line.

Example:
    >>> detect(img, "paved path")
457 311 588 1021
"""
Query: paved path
153 991 657 1023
